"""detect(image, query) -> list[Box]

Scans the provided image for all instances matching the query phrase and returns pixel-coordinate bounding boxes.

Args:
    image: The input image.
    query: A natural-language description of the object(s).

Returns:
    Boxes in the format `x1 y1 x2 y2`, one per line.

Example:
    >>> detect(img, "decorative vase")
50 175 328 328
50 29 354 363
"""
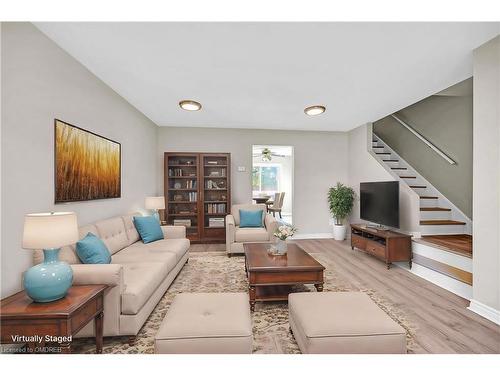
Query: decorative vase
333 224 347 241
276 239 288 255
23 248 73 303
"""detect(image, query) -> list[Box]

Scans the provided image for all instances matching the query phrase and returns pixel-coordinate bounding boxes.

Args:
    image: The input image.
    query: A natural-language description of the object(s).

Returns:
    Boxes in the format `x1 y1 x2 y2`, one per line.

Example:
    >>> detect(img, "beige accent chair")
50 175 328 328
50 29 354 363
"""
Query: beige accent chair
32 212 190 342
225 203 278 256
268 192 285 218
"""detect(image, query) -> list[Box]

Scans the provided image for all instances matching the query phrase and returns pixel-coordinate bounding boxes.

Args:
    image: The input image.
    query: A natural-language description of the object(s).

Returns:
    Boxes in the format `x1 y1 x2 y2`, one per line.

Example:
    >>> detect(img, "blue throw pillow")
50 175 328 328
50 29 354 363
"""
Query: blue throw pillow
239 209 264 228
76 233 111 264
133 216 164 244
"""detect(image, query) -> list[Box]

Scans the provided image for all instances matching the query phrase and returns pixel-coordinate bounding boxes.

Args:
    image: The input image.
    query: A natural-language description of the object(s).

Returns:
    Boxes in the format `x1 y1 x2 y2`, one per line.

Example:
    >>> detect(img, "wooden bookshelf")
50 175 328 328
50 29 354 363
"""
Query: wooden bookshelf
164 152 230 243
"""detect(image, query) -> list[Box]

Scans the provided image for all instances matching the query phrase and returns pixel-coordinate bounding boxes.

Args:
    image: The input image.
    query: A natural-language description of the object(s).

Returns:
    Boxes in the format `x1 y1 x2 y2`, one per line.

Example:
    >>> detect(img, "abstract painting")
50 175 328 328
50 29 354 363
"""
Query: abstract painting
55 119 121 203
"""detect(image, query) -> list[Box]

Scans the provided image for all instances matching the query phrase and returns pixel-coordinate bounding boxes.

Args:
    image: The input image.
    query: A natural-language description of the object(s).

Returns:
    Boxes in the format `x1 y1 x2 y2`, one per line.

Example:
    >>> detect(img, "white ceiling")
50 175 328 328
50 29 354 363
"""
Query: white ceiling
35 22 499 132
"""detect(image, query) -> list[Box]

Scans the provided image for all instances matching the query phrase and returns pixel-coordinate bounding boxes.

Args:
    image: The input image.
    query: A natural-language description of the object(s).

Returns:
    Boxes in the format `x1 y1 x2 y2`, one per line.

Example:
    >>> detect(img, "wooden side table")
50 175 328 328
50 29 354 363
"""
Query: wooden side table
1 284 107 354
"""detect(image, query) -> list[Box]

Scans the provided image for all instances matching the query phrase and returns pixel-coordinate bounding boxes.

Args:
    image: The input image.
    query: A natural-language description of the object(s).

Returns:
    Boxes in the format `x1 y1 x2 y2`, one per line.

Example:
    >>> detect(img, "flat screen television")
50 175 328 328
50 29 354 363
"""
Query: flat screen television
360 181 399 228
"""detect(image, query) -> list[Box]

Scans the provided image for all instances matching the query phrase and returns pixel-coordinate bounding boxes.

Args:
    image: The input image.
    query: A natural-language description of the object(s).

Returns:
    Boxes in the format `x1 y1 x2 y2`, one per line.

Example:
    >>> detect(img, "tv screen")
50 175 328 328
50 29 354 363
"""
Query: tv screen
360 181 399 228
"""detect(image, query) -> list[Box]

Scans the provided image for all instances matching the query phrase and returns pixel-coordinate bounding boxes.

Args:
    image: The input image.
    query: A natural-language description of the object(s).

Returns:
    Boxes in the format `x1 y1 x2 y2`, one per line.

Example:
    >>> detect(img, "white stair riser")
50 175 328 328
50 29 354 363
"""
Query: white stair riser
419 198 440 207
419 210 451 221
420 225 466 235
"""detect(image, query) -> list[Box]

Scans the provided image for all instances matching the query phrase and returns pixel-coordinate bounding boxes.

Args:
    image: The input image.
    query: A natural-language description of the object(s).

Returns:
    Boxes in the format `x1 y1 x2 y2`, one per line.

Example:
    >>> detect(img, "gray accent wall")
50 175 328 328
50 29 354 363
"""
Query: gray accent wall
1 23 158 297
373 92 473 218
156 127 349 235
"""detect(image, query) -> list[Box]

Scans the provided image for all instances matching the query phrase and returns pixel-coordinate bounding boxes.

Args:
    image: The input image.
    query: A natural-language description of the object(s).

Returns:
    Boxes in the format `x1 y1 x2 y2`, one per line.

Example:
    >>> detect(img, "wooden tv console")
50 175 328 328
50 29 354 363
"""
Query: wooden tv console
350 224 412 269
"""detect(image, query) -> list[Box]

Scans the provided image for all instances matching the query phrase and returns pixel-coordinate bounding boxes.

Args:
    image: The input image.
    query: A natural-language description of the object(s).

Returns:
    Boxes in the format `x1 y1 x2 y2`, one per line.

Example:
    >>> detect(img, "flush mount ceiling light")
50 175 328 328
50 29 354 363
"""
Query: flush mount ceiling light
304 105 326 116
179 100 202 111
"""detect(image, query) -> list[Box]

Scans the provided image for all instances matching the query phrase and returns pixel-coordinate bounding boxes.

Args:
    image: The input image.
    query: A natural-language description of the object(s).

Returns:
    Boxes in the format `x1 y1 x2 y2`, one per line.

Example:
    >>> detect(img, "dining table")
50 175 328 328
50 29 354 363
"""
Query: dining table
252 196 271 204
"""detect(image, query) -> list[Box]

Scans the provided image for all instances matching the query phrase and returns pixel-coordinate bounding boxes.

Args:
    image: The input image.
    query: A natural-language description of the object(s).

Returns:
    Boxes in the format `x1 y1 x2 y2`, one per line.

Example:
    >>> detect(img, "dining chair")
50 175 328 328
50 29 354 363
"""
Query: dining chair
268 192 285 218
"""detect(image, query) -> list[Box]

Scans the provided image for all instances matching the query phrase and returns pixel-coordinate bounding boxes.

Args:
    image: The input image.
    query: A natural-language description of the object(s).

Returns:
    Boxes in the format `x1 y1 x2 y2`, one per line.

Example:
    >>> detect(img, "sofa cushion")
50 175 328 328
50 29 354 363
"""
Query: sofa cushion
76 233 111 264
122 213 141 245
234 227 269 242
133 216 164 244
111 245 178 267
121 262 171 314
126 238 190 263
95 217 129 255
231 204 266 226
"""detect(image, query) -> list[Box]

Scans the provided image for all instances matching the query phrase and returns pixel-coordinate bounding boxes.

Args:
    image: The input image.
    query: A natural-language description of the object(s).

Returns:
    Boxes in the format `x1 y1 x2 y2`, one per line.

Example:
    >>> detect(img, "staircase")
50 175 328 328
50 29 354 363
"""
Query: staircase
370 132 472 299
371 134 471 236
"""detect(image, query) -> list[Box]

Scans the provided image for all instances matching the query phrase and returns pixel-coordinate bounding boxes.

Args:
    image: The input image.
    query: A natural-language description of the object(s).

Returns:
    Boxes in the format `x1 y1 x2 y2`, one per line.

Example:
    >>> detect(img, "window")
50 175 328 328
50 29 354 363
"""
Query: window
252 164 280 194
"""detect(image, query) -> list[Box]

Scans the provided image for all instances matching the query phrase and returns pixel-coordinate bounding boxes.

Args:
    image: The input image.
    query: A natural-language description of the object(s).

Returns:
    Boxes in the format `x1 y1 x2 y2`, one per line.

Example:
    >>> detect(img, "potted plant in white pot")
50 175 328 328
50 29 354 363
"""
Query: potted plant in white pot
328 182 355 241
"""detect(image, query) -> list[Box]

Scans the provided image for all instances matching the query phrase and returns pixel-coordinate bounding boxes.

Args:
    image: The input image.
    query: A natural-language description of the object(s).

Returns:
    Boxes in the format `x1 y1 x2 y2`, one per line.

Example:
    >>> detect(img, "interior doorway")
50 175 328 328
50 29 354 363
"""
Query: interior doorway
252 145 293 224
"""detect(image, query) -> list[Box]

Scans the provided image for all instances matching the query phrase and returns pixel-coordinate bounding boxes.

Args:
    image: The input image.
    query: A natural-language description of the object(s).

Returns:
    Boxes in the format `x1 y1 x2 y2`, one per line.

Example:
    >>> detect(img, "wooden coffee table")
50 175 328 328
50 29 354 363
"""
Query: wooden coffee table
244 242 325 311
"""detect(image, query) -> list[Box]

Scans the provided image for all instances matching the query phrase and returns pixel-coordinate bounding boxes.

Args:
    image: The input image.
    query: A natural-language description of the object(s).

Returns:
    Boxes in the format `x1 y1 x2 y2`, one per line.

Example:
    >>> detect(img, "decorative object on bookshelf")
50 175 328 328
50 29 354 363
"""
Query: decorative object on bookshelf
164 152 231 243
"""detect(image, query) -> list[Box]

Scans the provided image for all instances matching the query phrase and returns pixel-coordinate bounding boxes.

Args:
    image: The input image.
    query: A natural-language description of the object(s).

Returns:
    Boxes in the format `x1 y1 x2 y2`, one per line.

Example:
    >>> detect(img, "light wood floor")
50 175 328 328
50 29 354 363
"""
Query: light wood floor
193 239 499 353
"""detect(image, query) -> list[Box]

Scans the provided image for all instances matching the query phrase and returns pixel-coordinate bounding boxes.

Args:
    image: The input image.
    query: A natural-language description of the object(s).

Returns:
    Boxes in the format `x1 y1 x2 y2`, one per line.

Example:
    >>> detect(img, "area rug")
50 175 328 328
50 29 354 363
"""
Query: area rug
72 251 416 354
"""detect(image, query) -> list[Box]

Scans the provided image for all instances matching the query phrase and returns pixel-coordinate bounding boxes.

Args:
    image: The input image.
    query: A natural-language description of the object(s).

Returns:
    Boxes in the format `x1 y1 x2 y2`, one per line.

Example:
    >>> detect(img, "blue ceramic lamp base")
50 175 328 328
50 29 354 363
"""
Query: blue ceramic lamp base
23 248 73 303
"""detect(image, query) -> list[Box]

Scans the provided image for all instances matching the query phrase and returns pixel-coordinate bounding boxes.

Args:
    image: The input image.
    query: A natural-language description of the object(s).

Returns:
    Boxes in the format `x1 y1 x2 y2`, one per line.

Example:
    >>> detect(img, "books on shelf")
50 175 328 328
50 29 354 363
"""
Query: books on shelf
173 219 191 227
206 203 226 214
188 192 197 202
208 217 225 228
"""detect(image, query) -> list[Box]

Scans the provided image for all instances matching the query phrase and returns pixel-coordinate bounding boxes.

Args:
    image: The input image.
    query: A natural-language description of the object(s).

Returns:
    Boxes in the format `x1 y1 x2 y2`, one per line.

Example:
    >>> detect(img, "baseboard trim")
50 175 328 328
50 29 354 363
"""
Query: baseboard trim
293 233 334 239
468 299 500 325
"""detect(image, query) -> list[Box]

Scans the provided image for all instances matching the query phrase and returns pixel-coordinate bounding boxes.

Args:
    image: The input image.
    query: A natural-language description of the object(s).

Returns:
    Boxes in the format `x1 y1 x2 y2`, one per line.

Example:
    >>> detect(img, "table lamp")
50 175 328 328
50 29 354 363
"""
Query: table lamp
22 212 79 302
145 196 165 222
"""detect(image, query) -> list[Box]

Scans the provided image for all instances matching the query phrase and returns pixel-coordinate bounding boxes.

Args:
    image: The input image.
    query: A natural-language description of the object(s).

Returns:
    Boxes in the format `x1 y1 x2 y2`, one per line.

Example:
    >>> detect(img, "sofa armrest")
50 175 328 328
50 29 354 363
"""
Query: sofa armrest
161 225 186 239
71 263 123 337
265 214 278 240
71 264 123 289
226 214 236 252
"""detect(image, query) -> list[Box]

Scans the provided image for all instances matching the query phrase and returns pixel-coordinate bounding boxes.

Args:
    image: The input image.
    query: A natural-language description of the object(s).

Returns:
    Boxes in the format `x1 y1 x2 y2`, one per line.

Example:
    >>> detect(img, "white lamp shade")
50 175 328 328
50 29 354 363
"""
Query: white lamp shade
145 196 165 210
22 212 79 250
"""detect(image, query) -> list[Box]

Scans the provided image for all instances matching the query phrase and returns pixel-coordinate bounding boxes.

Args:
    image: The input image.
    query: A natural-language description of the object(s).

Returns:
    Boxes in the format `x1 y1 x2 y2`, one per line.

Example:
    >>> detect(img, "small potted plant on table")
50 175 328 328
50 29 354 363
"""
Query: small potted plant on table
272 224 298 255
328 182 355 241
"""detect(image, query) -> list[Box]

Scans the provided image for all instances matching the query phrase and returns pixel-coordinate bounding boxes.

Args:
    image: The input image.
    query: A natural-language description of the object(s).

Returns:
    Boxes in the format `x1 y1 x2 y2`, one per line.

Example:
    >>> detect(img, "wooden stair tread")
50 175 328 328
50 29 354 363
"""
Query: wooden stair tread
409 185 427 188
417 235 472 258
400 176 416 178
391 167 407 170
420 196 438 199
375 152 391 155
420 220 466 225
383 159 399 162
373 146 384 148
420 207 452 211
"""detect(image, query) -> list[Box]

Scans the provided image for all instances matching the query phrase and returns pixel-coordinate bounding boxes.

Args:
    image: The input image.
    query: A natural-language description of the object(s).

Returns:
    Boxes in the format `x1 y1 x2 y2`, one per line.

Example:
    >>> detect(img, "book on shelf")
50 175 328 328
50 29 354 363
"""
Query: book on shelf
188 192 197 202
206 203 226 214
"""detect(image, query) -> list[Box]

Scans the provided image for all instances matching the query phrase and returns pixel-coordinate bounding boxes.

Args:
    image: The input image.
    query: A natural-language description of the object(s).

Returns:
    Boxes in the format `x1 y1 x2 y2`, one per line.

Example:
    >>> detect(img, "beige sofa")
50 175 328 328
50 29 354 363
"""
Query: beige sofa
225 203 278 256
33 212 190 340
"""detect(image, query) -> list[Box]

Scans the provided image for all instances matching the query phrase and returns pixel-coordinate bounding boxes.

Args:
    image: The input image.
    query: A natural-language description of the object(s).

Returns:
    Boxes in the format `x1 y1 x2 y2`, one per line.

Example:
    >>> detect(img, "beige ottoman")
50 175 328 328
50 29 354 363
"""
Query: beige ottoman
289 292 406 354
155 293 253 354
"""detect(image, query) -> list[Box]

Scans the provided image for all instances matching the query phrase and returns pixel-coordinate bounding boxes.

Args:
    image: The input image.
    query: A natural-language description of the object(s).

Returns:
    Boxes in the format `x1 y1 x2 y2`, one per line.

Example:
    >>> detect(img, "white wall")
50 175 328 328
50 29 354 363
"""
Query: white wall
1 23 158 297
470 35 500 319
157 127 348 235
